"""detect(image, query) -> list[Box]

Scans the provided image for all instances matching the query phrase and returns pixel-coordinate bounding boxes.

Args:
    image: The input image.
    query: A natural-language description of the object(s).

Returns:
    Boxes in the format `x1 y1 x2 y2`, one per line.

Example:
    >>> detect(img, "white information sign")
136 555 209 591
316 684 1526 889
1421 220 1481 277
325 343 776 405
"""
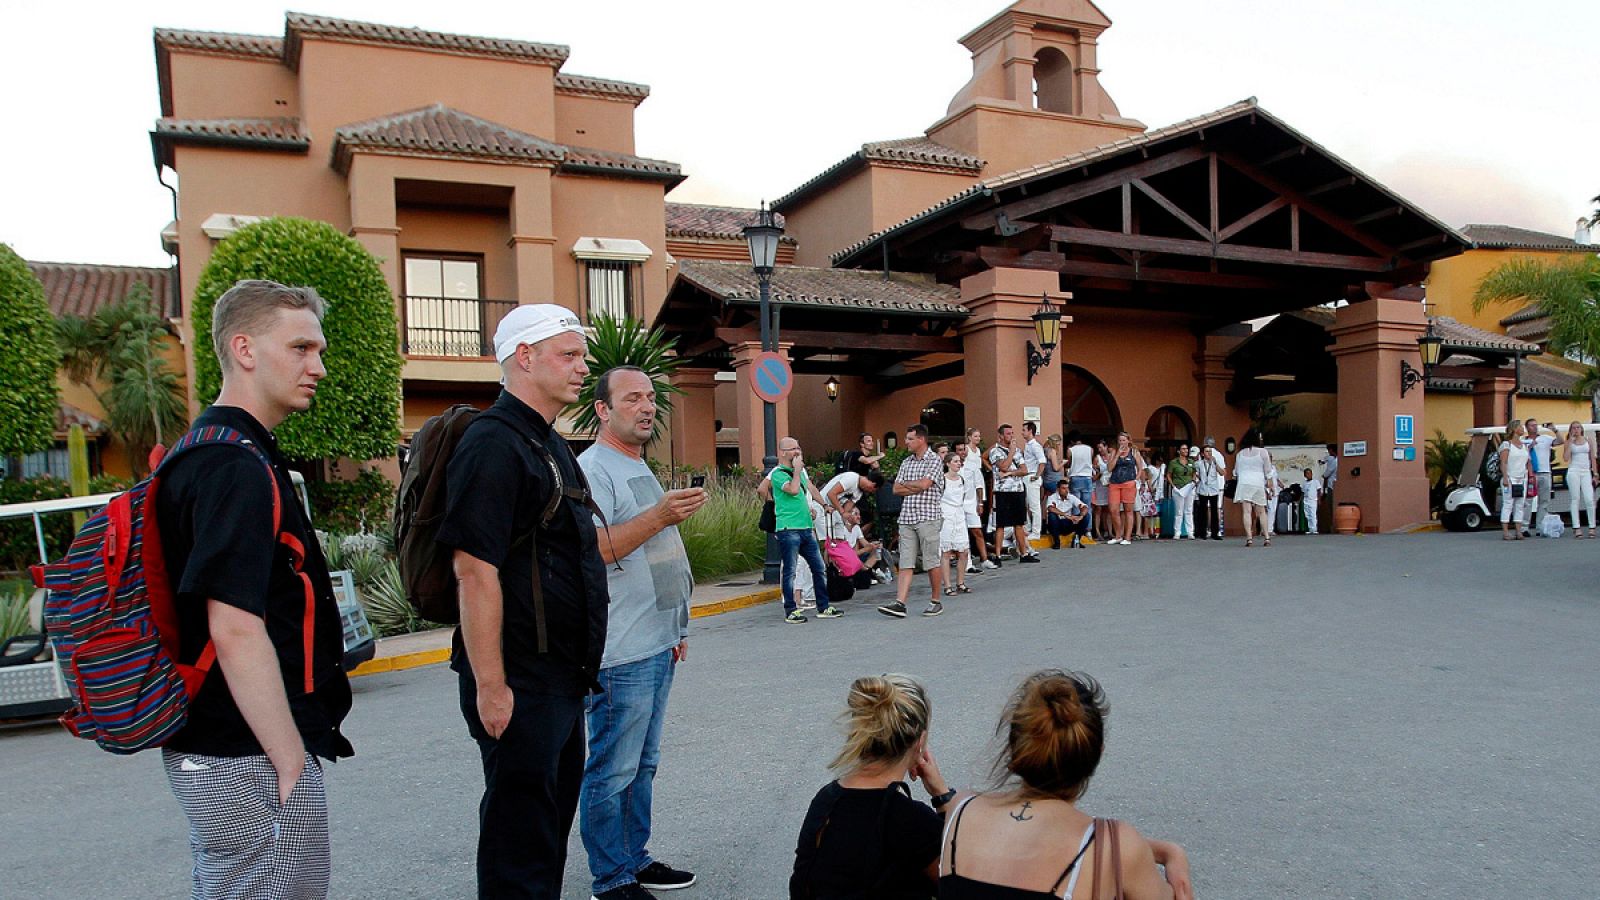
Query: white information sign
1343 440 1368 457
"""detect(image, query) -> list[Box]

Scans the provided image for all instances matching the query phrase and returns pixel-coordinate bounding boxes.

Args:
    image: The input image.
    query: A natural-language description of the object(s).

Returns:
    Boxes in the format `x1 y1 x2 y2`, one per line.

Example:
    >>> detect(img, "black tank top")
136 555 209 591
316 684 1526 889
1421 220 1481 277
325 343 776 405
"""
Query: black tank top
938 797 1095 900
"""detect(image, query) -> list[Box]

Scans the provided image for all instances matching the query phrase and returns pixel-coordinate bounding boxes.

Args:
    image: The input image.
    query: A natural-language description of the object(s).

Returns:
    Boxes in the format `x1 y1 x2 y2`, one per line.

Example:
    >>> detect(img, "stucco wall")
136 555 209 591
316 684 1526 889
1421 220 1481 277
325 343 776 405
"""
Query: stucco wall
868 166 982 235
780 168 876 268
294 40 555 139
1056 308 1206 444
551 175 668 319
929 104 1143 178
1426 247 1579 334
395 207 516 299
167 54 299 119
553 94 635 155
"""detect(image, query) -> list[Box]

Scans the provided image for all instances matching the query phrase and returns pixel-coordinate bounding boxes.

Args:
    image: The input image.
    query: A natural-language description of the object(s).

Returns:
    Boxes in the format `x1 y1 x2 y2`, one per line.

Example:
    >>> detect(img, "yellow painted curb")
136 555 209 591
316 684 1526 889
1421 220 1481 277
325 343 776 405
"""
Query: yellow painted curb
349 647 451 678
690 587 781 619
351 586 784 678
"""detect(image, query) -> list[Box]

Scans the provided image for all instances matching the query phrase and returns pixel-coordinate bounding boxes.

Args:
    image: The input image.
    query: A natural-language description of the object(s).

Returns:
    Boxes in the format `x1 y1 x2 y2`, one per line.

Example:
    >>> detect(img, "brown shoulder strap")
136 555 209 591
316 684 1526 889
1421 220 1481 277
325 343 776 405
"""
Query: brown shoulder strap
1090 817 1104 900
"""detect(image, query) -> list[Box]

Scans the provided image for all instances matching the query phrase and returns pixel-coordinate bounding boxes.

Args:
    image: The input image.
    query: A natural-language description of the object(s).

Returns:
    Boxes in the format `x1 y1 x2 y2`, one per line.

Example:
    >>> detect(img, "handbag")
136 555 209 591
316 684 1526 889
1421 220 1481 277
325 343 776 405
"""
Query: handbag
1510 482 1526 499
1223 477 1238 500
758 499 776 533
1089 817 1124 899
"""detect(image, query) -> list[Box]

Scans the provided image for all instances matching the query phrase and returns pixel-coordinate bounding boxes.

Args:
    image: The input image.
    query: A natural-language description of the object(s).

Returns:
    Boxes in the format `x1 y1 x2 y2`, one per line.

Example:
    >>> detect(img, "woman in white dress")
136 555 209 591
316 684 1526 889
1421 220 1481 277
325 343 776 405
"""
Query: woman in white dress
938 451 973 595
1498 419 1532 541
1232 429 1275 547
1563 421 1597 538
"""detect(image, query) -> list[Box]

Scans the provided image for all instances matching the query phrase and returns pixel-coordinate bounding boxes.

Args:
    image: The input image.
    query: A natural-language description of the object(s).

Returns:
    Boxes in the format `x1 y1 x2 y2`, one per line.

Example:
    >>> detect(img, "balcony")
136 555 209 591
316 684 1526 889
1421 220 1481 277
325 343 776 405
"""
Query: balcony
400 295 516 358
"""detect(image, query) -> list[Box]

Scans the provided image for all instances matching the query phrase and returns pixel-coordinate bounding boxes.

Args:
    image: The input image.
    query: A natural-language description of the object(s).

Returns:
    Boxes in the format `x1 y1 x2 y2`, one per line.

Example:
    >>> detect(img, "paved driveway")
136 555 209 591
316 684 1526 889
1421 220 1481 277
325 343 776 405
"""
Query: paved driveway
2 531 1594 898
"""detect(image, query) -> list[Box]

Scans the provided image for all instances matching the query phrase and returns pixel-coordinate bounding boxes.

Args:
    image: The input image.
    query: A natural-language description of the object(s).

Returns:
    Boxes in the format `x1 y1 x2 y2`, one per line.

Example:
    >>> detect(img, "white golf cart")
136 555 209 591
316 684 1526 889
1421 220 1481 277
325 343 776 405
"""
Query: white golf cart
0 472 375 722
1440 424 1598 531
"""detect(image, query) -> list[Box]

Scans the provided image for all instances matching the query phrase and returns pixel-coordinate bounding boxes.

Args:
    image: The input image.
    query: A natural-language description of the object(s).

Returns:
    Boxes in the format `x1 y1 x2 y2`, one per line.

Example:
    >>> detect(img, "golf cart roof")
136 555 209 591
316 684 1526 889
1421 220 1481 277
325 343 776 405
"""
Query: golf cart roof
0 492 120 521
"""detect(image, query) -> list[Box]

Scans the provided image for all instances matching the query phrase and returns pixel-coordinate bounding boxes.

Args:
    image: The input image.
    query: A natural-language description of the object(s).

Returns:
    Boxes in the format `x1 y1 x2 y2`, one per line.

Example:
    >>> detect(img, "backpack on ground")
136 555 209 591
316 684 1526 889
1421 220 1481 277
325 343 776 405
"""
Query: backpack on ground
33 426 284 755
394 405 601 651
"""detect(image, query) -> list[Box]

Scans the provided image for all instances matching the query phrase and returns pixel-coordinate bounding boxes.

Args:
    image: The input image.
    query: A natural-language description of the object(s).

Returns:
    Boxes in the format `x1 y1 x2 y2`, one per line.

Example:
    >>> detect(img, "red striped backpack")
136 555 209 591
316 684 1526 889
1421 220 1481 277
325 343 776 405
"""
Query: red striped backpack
32 426 283 754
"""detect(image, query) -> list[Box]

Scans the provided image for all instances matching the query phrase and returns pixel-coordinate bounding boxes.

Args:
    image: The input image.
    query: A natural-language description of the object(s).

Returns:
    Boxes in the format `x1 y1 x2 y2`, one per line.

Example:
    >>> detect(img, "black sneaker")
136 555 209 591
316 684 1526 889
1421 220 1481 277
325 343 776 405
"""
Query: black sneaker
877 601 908 618
922 601 944 617
1020 553 1041 563
784 611 807 624
637 861 696 891
593 883 657 900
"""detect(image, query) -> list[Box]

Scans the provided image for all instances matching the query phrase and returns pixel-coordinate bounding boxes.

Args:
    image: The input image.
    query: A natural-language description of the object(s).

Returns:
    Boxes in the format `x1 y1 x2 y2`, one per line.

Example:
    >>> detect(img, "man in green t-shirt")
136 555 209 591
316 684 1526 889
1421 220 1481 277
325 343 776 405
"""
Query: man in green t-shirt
769 437 842 624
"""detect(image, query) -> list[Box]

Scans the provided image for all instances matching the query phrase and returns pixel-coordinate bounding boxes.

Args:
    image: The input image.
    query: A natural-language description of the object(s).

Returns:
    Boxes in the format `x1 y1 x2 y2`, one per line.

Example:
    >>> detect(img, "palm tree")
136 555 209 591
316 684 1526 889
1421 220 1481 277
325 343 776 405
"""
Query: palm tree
56 285 188 475
566 312 684 441
1472 254 1600 415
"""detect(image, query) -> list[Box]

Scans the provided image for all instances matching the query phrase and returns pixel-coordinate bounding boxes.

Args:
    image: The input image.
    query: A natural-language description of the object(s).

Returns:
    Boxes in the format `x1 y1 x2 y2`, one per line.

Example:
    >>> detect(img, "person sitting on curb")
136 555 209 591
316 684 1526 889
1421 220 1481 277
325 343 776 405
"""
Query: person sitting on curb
1046 481 1090 549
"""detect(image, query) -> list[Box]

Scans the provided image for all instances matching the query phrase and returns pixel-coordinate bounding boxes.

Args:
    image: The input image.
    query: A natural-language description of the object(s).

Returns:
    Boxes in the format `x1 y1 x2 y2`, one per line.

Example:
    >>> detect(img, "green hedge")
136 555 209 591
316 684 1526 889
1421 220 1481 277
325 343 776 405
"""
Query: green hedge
191 217 402 462
308 468 394 535
0 245 60 457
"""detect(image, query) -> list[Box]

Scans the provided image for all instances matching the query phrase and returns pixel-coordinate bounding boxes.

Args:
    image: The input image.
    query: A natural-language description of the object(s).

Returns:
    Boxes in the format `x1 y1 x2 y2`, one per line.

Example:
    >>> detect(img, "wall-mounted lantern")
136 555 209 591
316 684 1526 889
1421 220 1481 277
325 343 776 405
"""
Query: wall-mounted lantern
1026 292 1063 385
825 375 840 403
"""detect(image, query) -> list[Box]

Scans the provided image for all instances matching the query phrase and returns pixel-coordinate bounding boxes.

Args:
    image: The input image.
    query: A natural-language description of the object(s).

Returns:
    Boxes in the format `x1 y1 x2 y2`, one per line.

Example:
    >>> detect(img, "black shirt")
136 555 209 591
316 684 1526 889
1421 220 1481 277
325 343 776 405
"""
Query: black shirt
437 390 608 696
791 781 942 900
156 406 354 760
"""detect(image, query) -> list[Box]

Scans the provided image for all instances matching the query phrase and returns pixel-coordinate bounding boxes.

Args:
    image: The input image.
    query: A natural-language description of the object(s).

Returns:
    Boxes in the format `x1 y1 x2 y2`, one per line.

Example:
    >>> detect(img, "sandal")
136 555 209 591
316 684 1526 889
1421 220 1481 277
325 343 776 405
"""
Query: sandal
957 583 972 594
1245 539 1253 547
1264 537 1272 547
943 586 956 597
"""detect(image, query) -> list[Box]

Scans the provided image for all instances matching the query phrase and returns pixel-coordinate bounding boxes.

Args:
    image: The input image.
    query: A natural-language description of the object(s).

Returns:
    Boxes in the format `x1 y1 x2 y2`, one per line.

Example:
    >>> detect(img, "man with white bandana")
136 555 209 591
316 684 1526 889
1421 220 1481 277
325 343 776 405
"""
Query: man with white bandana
439 303 611 899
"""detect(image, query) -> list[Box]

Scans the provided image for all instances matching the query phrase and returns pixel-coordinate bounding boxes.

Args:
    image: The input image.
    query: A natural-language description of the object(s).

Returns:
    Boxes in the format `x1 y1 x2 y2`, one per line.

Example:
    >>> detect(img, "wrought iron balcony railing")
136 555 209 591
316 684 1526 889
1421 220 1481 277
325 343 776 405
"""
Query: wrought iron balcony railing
400 295 516 358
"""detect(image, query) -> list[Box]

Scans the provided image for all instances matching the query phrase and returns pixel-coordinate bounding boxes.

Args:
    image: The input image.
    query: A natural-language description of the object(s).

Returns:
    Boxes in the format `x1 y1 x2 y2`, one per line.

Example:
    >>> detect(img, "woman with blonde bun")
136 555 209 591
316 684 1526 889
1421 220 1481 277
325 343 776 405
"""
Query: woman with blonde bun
791 674 953 899
938 671 1193 900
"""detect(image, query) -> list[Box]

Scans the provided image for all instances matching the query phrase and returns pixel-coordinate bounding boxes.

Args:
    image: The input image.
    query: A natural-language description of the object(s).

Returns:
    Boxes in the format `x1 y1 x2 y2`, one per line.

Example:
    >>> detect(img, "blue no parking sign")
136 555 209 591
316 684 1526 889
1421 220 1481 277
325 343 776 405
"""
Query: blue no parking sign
1395 414 1414 446
750 351 793 403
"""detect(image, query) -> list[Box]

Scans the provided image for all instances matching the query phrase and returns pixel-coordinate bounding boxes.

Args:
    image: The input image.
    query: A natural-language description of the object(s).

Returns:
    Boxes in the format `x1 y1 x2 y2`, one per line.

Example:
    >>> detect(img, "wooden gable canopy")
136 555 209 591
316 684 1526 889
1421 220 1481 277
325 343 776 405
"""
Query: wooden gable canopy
832 100 1471 326
656 260 969 390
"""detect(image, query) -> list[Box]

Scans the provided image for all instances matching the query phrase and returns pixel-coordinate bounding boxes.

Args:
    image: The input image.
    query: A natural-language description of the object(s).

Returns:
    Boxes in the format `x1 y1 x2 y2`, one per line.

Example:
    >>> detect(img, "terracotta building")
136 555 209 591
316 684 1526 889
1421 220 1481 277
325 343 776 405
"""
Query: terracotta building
141 1 1578 532
152 13 682 433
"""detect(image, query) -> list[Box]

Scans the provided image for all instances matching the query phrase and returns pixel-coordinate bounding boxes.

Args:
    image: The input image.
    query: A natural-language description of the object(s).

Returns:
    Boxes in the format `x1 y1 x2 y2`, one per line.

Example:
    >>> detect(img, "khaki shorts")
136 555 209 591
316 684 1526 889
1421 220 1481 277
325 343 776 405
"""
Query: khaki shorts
897 519 942 571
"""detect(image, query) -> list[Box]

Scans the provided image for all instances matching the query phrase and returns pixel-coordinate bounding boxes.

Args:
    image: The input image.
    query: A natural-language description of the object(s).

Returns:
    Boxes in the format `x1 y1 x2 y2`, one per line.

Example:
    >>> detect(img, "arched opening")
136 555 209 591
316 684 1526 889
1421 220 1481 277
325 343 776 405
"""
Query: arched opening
1061 365 1120 444
920 398 965 444
1144 406 1195 456
1032 47 1075 114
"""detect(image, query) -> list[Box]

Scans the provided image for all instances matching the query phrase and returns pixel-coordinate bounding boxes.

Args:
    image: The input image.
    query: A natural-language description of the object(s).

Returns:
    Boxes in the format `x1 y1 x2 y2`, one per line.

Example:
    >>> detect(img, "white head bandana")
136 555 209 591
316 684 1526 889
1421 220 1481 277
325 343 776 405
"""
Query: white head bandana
493 304 586 364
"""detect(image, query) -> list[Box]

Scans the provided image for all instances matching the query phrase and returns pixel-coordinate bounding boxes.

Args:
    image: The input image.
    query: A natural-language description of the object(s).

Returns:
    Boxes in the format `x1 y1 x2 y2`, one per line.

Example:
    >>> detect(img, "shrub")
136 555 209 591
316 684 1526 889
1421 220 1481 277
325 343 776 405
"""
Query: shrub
0 476 74 572
359 557 441 637
308 468 394 535
0 245 60 457
567 312 683 440
191 217 402 461
678 479 767 582
0 586 33 644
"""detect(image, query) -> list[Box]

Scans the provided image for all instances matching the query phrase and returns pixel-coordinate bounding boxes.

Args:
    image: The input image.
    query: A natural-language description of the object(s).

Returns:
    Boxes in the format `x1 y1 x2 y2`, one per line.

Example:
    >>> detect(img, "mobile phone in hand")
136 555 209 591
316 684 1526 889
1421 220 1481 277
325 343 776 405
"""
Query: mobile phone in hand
690 475 706 489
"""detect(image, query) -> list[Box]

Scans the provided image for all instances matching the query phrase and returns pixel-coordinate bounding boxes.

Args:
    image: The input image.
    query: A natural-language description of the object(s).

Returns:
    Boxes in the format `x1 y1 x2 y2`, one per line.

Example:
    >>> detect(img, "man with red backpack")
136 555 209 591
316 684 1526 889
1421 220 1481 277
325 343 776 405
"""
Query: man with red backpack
437 304 610 899
155 280 352 898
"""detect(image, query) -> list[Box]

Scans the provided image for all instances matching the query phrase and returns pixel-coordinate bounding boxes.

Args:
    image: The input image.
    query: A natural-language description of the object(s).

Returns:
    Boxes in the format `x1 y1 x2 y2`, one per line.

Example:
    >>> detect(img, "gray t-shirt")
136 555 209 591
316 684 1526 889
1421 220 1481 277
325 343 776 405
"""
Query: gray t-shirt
578 443 692 669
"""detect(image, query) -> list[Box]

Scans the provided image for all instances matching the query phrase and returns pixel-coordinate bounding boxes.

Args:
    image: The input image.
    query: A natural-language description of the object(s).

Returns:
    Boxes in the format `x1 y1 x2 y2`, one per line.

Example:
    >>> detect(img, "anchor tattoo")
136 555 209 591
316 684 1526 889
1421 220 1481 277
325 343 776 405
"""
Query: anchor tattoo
1010 801 1034 822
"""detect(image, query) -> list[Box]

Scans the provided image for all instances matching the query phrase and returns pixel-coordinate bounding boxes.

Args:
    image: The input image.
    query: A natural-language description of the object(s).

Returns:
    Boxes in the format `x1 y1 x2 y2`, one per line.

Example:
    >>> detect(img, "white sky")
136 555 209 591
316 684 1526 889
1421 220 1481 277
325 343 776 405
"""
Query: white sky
2 0 1595 267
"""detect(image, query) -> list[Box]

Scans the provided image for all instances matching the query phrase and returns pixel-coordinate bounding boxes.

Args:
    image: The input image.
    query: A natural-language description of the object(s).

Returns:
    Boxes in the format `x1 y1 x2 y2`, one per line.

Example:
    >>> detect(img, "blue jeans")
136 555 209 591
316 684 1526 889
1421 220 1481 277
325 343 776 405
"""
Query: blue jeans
580 648 677 894
778 528 831 612
1069 476 1095 535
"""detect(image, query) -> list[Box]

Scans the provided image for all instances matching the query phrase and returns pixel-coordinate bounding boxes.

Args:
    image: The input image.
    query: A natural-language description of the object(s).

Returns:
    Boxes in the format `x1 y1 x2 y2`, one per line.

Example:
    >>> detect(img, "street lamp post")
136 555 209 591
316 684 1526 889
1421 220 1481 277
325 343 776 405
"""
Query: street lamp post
744 202 785 584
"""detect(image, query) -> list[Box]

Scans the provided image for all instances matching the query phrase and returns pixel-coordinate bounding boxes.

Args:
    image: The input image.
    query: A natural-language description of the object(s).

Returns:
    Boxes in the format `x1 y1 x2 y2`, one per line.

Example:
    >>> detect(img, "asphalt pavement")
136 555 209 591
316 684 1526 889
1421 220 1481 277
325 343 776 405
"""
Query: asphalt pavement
2 530 1596 899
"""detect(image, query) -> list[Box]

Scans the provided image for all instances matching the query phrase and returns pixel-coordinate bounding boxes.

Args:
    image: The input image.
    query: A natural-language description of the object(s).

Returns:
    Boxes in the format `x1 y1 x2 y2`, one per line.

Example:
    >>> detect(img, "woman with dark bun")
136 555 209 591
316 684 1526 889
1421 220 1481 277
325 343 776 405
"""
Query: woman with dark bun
938 671 1192 899
791 674 953 899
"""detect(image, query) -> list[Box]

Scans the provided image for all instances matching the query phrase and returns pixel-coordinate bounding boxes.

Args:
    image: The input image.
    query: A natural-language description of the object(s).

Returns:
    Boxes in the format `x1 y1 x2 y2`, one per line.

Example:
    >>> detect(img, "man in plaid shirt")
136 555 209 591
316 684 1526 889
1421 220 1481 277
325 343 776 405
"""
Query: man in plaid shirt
878 423 947 619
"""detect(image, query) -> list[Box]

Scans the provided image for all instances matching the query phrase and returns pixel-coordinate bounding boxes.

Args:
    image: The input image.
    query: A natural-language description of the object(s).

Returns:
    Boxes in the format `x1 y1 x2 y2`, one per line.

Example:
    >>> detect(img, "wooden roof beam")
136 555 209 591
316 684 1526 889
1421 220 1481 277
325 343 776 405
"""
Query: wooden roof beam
1049 225 1392 272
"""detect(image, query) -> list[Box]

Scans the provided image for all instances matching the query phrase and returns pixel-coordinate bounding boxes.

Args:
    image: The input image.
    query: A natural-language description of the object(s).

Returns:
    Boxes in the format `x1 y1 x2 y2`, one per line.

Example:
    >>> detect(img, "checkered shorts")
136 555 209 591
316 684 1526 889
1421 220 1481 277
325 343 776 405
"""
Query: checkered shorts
162 749 331 900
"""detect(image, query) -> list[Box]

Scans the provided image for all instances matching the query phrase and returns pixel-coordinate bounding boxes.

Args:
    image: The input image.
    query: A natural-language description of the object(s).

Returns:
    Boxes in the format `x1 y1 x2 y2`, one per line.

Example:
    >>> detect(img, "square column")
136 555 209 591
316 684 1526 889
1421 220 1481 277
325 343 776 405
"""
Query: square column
347 160 400 291
669 368 719 470
729 341 791 469
510 169 556 303
1473 374 1518 427
958 267 1064 439
1329 296 1430 532
1192 326 1252 534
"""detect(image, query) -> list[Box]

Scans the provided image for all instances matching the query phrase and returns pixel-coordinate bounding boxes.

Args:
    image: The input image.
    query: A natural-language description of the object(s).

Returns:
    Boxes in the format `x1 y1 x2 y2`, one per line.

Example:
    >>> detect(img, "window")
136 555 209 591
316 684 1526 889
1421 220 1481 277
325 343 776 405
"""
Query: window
573 237 652 322
583 259 639 321
1032 47 1076 114
403 254 487 357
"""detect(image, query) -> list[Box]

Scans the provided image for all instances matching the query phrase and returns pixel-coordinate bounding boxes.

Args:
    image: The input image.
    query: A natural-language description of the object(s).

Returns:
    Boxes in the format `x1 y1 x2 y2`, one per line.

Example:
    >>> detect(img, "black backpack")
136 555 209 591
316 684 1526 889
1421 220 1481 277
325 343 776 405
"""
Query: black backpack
394 405 600 651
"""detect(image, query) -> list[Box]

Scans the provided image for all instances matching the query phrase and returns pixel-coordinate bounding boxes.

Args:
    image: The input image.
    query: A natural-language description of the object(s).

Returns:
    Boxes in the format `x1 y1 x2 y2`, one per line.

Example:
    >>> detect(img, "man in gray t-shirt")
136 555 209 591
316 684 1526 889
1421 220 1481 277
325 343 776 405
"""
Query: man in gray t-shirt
576 367 705 897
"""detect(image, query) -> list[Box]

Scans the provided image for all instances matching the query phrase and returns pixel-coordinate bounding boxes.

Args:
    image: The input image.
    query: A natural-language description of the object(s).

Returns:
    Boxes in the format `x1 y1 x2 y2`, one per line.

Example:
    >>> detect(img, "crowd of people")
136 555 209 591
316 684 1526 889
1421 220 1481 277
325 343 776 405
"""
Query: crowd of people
1496 417 1599 540
762 424 1345 621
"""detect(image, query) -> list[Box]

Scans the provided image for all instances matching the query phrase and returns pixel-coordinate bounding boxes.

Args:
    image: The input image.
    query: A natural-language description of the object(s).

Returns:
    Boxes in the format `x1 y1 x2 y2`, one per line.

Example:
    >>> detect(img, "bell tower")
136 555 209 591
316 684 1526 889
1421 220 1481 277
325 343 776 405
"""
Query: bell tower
929 0 1144 175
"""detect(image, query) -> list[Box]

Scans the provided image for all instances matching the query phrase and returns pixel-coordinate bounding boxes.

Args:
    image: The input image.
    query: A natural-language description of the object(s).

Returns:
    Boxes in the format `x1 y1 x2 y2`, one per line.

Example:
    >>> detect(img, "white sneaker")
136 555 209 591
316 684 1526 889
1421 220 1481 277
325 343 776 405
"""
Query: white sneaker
982 559 1000 570
1120 539 1133 545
